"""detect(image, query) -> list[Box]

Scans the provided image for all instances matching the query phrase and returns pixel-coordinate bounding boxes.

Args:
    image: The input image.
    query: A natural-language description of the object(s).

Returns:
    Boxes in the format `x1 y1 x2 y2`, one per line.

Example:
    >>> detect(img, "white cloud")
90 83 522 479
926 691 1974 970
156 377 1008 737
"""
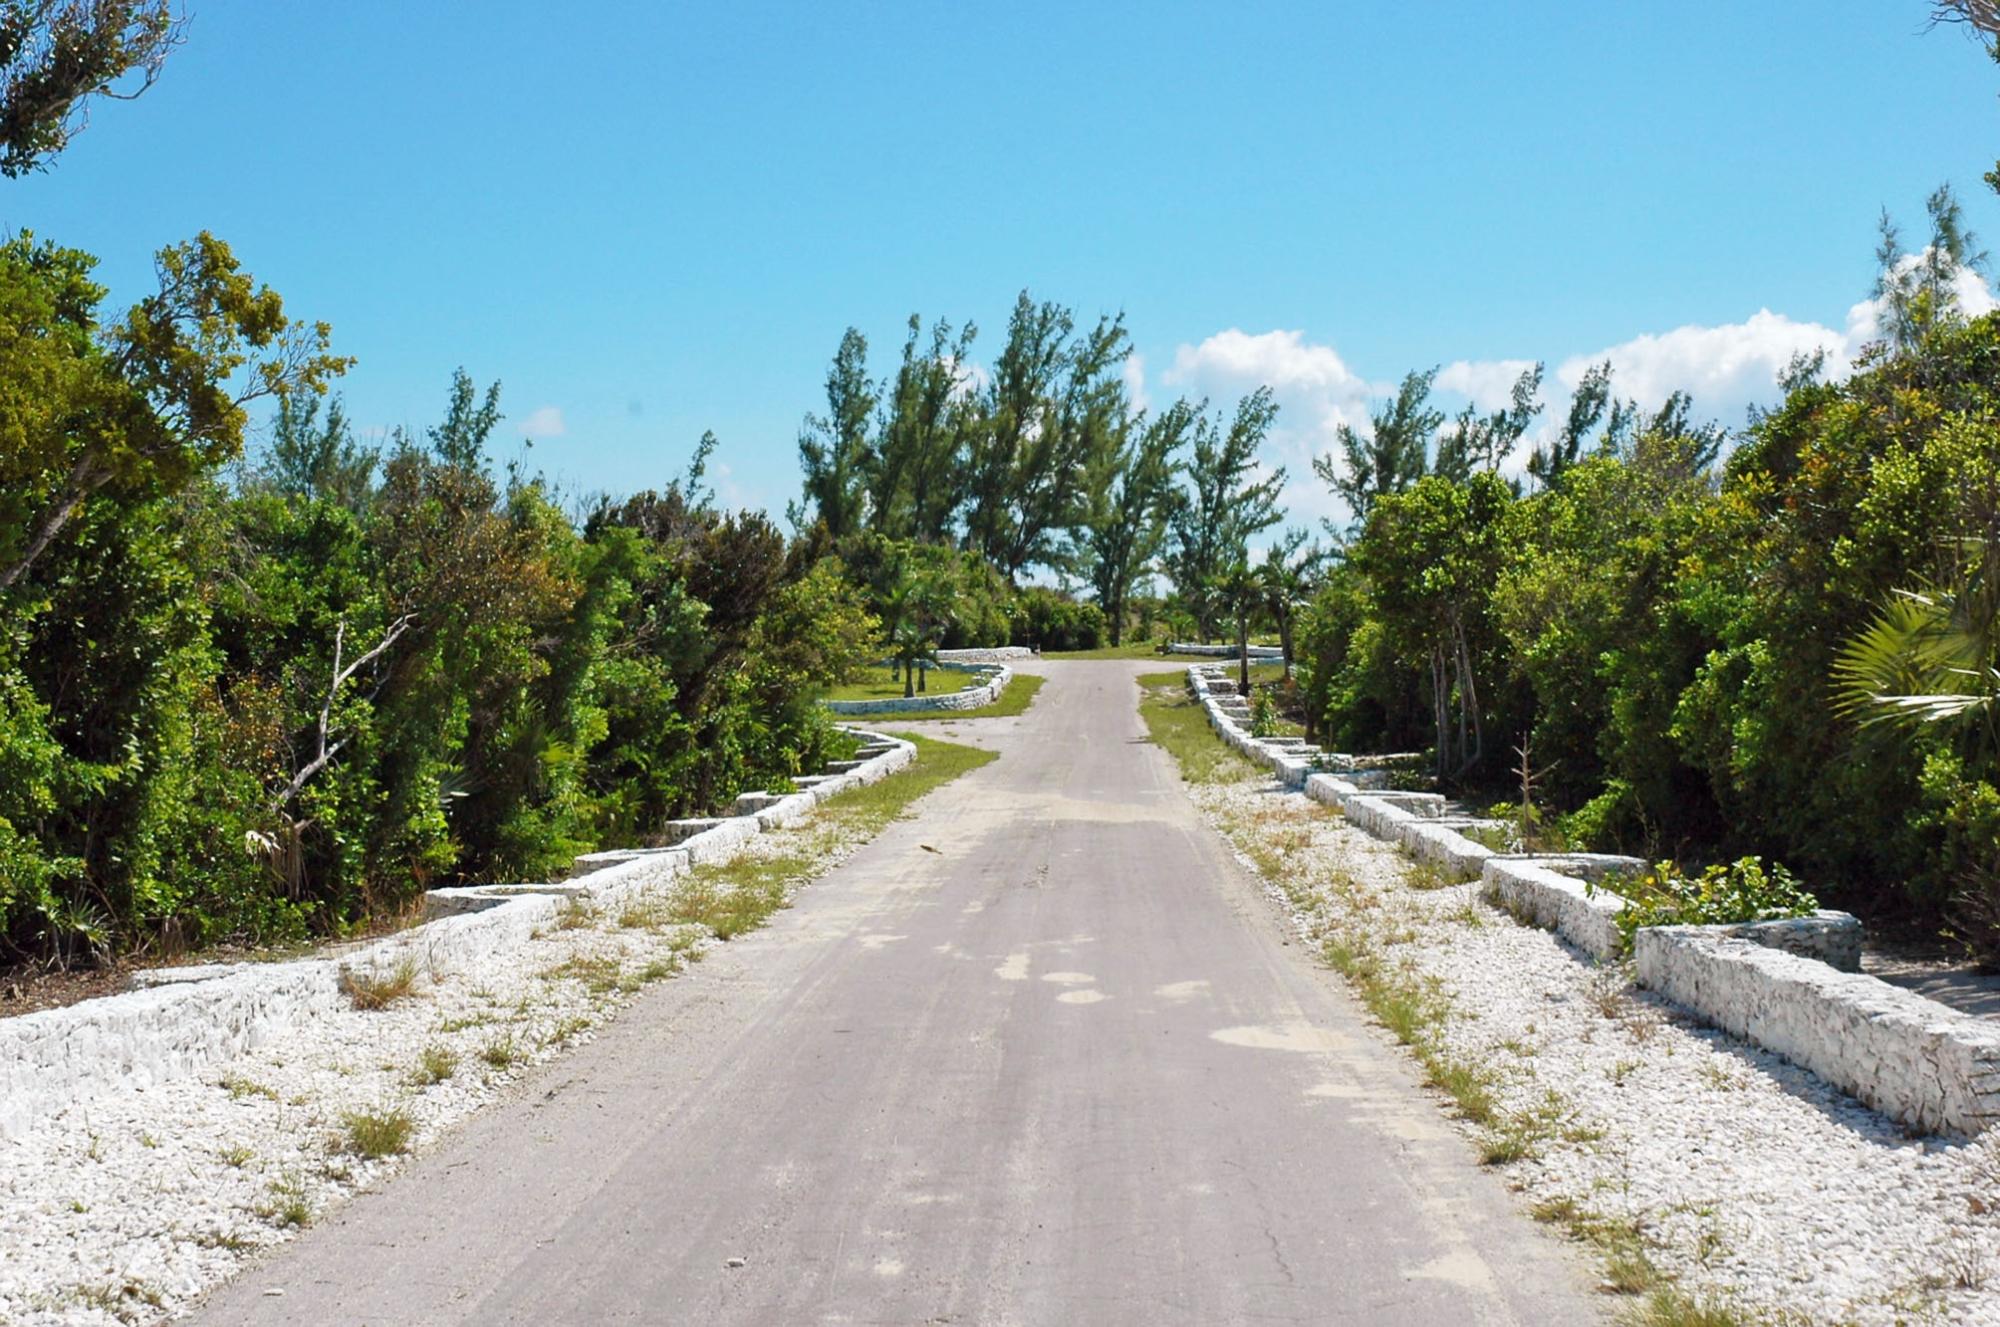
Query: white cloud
1161 328 1384 533
1436 358 1538 406
519 406 566 439
1123 351 1150 415
1166 327 1375 397
1146 257 2000 541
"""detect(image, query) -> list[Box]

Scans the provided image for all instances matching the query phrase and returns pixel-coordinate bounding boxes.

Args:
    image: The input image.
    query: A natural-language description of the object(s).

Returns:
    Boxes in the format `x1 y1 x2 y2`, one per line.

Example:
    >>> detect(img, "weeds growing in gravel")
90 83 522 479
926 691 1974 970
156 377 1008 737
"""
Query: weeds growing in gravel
341 1108 414 1159
410 1044 458 1085
1630 1288 1754 1326
341 957 421 1010
542 953 623 994
257 1173 312 1228
479 1032 521 1069
556 898 599 930
220 1074 277 1101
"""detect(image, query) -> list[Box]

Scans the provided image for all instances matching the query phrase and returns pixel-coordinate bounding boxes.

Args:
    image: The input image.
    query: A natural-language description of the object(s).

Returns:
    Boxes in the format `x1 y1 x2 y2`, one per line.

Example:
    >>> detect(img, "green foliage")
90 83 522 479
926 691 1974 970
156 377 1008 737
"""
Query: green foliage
1249 688 1278 738
1595 857 1819 954
1163 390 1286 640
0 232 899 964
1296 298 2000 940
0 1 182 177
1315 367 1442 528
1010 587 1105 652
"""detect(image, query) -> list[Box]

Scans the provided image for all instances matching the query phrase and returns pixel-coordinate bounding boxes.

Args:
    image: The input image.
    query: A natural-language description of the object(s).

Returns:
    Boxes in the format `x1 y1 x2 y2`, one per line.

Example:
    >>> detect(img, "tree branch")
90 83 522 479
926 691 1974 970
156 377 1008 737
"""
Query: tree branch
271 613 415 810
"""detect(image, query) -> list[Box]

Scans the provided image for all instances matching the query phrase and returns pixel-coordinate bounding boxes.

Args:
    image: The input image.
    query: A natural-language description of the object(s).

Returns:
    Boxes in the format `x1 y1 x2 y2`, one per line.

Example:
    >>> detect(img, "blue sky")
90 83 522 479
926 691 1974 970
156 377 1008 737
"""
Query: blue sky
7 2 1999 526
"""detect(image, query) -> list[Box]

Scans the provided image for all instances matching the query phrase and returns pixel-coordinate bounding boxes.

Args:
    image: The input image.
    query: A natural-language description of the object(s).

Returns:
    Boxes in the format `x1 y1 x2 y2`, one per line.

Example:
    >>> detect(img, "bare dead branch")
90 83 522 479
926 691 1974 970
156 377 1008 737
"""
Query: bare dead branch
1932 0 2000 37
271 614 415 810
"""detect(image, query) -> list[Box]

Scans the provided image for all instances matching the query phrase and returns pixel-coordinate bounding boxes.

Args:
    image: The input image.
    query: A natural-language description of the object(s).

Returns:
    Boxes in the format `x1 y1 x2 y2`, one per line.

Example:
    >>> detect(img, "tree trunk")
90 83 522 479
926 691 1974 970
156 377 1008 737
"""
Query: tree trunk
903 655 915 699
918 660 927 693
1431 644 1451 782
1278 611 1294 680
1238 612 1251 695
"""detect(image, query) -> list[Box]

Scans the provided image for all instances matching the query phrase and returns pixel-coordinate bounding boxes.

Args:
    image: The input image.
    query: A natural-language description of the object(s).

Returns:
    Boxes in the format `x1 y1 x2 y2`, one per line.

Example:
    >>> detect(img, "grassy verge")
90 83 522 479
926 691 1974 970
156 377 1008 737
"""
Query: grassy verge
823 664 984 702
652 732 998 943
1040 641 1201 660
1139 691 1767 1318
843 672 1045 722
1135 671 1258 785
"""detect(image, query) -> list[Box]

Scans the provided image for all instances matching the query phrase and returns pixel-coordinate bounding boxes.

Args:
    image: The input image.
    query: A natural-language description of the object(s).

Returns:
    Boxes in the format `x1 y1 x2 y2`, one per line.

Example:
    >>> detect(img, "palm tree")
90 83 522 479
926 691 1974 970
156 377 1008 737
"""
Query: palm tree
1258 529 1322 680
1834 539 2000 752
1216 559 1261 696
879 561 946 698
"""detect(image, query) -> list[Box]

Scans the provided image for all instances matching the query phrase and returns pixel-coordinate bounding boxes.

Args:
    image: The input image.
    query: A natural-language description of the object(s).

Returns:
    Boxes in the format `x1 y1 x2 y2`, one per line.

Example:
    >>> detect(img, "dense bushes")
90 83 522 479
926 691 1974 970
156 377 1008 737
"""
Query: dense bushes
1297 313 2000 931
0 233 878 963
1009 587 1105 652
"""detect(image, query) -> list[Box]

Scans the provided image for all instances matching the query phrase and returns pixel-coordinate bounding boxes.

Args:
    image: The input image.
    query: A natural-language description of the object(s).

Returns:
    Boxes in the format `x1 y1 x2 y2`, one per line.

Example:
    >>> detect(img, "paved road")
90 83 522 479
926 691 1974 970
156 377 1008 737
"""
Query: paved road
194 661 1598 1326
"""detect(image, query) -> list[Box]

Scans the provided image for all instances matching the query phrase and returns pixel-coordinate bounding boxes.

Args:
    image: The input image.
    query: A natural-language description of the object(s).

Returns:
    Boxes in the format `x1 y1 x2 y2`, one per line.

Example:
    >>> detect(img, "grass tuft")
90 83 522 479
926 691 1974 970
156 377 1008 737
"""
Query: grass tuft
341 1107 414 1159
409 1044 458 1086
479 1032 522 1069
341 957 421 1011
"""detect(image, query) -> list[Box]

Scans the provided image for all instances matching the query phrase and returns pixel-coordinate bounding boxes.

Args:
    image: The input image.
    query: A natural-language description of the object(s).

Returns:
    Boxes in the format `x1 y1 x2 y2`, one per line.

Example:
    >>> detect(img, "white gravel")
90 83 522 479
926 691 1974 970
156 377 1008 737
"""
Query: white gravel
1194 776 2000 1326
0 820 867 1327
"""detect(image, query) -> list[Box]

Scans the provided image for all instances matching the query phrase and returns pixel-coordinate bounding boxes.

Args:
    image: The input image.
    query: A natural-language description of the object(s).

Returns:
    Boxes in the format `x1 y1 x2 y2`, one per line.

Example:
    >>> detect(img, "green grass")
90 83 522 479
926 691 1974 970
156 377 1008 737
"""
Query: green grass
409 1044 458 1086
846 672 1045 722
823 664 985 702
1135 674 1258 785
341 1108 414 1159
1039 640 1196 660
663 732 998 944
339 956 420 1010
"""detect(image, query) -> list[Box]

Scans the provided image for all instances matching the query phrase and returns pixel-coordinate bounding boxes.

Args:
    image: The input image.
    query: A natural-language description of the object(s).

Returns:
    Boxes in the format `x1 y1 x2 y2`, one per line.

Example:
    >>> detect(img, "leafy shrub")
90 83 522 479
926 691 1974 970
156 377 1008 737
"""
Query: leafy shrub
1249 689 1279 738
1009 588 1105 652
1595 856 1819 953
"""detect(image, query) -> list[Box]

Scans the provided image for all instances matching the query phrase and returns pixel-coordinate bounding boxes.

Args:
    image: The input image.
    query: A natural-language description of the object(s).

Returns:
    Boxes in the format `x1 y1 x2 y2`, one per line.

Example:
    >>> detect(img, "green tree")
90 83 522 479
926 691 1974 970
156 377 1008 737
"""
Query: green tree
794 328 876 539
1217 559 1262 695
1434 363 1543 483
1315 367 1442 530
0 0 182 176
1164 389 1286 640
1083 399 1193 646
1527 360 1632 490
870 314 976 542
962 292 1131 579
1258 528 1323 678
263 393 377 508
1354 473 1518 783
0 230 350 592
1836 538 2000 748
1873 184 1987 355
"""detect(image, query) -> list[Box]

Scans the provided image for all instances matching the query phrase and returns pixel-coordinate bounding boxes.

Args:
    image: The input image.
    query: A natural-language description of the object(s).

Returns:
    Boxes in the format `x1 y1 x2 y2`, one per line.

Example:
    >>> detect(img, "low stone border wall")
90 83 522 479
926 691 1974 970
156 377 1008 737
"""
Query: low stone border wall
824 663 1013 716
1192 663 1998 1136
936 646 1034 663
1637 928 2000 1135
0 728 916 1141
1169 642 1285 659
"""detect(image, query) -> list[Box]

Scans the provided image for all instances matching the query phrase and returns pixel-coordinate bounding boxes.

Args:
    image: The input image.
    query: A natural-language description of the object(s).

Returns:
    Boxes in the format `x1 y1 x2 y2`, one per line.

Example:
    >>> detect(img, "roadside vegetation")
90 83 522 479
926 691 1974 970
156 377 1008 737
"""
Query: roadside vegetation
11 0 2000 984
850 674 1047 724
1147 700 1790 1325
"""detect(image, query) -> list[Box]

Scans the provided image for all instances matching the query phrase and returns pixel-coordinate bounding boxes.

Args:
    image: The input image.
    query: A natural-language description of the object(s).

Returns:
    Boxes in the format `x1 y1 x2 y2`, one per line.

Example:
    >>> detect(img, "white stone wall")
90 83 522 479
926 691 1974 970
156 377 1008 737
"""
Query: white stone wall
0 728 917 1142
936 646 1034 663
1637 927 2000 1136
824 665 1013 715
1195 665 1998 1136
1483 859 1631 961
1170 642 1285 659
